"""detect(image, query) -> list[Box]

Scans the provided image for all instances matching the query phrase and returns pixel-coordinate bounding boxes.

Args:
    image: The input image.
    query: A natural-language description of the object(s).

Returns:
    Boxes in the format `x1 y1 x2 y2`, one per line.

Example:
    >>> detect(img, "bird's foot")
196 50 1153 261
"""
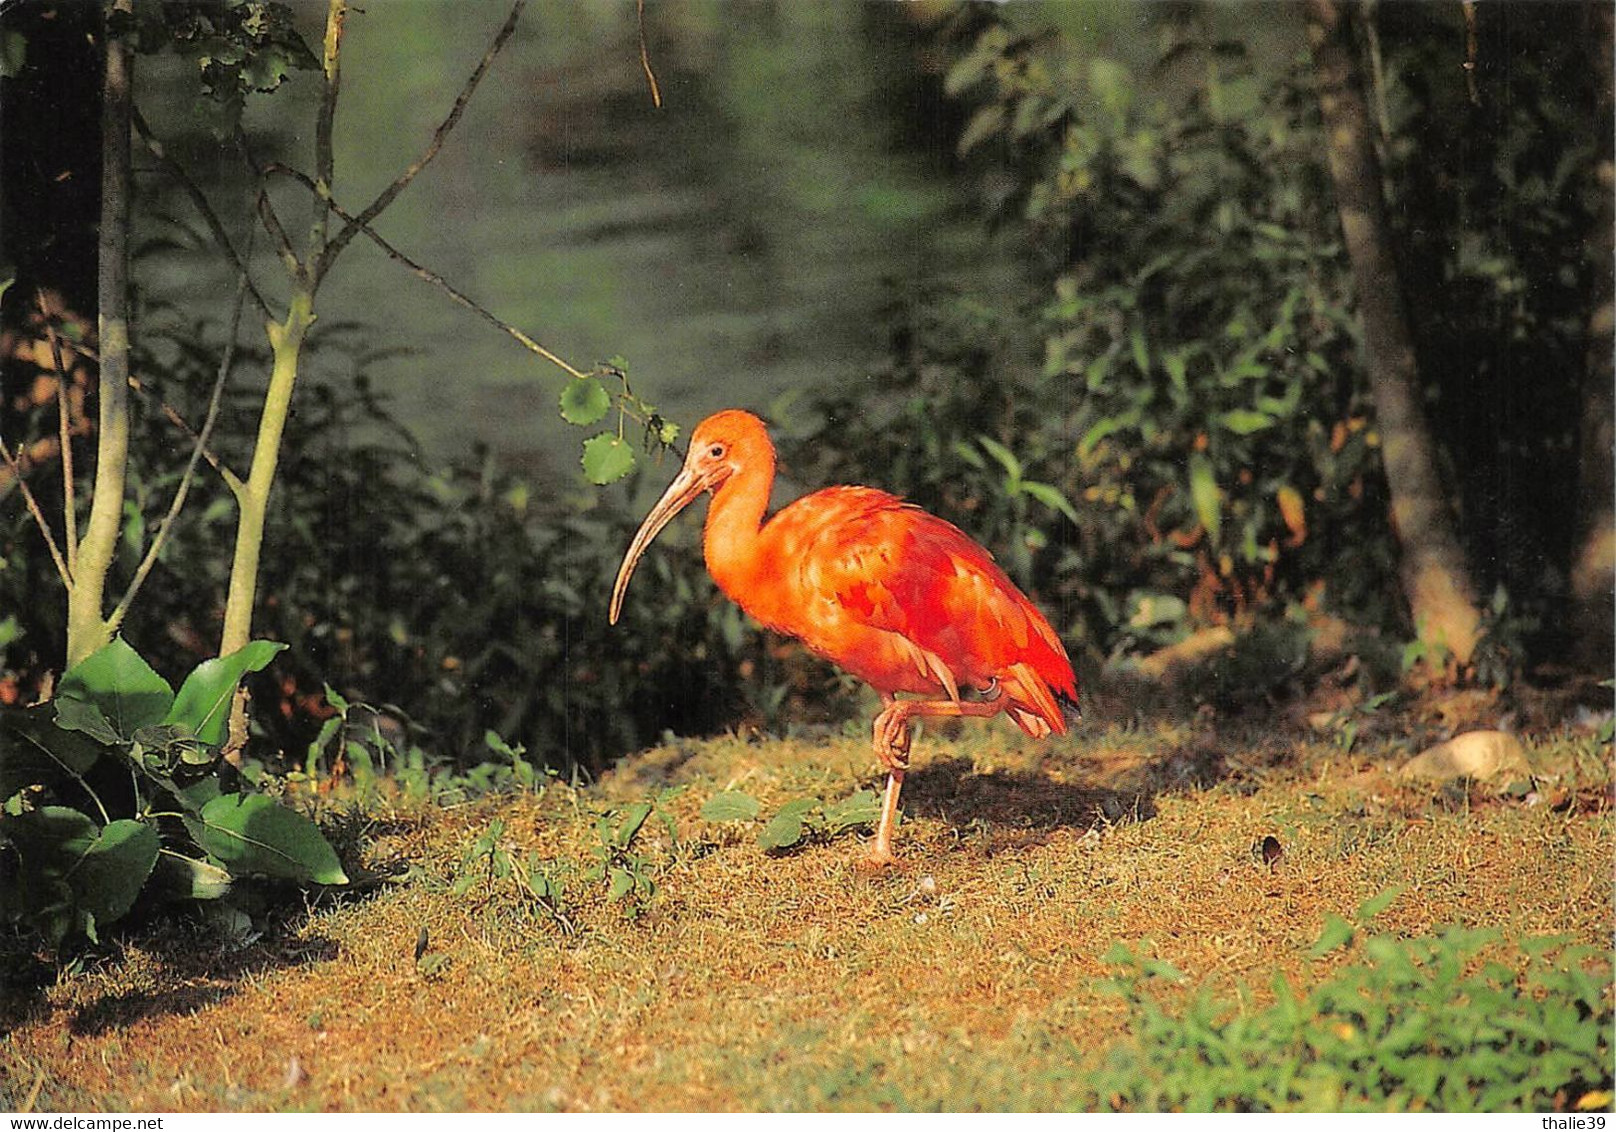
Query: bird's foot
872 702 912 773
861 842 898 869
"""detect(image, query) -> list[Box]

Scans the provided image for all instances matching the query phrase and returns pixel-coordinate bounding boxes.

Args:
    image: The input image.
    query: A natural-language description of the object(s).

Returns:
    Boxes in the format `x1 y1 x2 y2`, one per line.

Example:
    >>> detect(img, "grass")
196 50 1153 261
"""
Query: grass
1 713 1611 1112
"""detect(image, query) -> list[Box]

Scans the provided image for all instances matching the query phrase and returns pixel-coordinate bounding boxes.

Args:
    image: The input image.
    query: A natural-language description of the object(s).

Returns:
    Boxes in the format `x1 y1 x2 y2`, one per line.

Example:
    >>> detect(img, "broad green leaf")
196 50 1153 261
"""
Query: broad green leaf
150 850 233 901
758 810 806 851
53 698 121 745
57 638 175 739
164 640 287 746
10 805 97 878
1309 912 1356 958
71 819 159 926
606 867 634 902
1188 452 1221 542
700 791 760 822
581 433 636 485
187 793 347 885
559 377 611 426
5 705 105 785
823 790 881 835
1218 409 1276 435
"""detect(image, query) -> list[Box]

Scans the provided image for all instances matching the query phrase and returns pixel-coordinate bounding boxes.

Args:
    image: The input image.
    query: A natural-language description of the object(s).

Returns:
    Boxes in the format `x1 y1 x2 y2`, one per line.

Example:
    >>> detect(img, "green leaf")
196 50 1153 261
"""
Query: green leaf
700 791 761 822
187 793 348 885
0 31 26 81
52 698 121 746
606 867 634 902
71 819 159 926
823 790 881 835
581 433 636 485
1218 409 1276 435
163 640 287 746
609 801 654 849
977 435 1022 483
1356 886 1403 924
150 850 233 901
57 638 175 739
758 810 806 850
1188 452 1221 542
1309 912 1356 958
559 377 611 426
1020 480 1080 524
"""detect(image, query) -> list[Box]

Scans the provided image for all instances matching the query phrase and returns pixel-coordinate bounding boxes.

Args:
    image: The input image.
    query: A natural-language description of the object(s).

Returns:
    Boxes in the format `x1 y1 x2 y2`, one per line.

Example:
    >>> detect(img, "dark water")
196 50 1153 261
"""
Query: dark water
135 0 1023 488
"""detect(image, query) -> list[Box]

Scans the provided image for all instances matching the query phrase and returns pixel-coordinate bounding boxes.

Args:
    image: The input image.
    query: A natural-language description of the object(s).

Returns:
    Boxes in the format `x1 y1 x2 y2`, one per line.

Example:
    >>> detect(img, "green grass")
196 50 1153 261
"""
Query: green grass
1 719 1611 1112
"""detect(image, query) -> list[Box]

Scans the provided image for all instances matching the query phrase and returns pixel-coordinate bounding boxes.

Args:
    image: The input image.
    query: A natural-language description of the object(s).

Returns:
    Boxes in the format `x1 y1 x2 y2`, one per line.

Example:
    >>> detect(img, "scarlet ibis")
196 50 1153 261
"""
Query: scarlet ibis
610 409 1079 865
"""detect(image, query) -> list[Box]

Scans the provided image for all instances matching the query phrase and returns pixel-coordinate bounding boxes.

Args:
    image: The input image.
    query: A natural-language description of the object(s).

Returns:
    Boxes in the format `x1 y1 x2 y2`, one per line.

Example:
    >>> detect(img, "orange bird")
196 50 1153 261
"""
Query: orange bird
610 409 1079 865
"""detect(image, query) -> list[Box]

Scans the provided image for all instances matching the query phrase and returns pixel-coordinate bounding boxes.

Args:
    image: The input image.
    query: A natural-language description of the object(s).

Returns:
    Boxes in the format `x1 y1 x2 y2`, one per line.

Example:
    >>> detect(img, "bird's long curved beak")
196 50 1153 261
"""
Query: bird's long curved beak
609 463 720 625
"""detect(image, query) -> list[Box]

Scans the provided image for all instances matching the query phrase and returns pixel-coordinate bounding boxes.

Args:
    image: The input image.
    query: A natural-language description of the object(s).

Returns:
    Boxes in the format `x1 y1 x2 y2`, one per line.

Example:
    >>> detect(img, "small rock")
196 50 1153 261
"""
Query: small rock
1399 730 1532 781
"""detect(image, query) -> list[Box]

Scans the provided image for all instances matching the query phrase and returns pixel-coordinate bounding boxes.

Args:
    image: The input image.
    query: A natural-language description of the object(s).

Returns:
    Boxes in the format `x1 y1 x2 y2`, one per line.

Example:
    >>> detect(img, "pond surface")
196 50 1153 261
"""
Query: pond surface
136 0 1025 489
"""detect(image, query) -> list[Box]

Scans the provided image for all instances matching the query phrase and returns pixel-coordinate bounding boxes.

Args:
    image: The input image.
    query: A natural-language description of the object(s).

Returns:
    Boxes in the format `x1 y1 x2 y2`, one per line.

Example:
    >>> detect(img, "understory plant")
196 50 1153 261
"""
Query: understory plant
0 636 345 948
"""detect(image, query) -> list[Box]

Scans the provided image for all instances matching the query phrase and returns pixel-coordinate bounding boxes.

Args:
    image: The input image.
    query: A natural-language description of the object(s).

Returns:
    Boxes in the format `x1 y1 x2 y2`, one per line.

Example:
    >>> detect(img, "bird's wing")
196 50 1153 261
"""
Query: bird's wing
784 488 1073 703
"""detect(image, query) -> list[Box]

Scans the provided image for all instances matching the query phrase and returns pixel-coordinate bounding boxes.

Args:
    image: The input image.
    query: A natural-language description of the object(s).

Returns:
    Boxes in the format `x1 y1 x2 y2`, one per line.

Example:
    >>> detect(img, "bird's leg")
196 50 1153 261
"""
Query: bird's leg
869 693 908 867
867 687 1009 866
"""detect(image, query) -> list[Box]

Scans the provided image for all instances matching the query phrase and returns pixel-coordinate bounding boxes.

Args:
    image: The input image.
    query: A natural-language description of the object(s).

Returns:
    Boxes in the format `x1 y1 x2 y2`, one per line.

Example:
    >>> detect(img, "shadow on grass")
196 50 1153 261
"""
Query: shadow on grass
896 739 1234 848
65 932 340 1037
901 757 1154 834
0 814 395 1041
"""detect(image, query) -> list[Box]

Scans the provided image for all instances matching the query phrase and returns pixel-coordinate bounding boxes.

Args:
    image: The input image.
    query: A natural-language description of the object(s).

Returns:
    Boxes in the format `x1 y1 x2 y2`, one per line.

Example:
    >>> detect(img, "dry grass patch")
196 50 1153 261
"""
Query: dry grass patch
2 718 1610 1111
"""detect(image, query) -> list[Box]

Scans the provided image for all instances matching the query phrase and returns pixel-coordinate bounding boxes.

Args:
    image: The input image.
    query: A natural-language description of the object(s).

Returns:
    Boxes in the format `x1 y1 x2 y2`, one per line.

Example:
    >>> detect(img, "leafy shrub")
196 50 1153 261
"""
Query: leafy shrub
790 20 1399 666
0 304 778 772
0 637 345 948
1093 927 1612 1112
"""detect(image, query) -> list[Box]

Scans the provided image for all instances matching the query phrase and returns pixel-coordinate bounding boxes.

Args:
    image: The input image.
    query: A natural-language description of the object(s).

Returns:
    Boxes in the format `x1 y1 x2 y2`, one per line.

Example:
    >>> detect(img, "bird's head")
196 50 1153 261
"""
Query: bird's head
609 409 774 625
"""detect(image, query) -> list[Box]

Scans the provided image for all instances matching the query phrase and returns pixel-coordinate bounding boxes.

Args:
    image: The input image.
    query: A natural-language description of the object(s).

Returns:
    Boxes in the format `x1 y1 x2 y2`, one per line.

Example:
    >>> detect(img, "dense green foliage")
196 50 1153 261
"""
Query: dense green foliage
1095 926 1612 1112
0 637 344 947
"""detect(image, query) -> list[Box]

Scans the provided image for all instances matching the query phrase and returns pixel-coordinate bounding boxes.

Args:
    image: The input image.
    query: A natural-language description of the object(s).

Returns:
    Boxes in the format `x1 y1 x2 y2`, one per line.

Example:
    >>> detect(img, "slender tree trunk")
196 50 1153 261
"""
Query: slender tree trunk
1570 0 1614 674
1306 0 1483 668
65 0 135 668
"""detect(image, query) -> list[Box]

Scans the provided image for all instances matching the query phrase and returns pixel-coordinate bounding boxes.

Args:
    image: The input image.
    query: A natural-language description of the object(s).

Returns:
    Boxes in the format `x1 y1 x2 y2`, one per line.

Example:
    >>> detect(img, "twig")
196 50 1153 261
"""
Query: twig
319 0 528 280
110 271 250 633
0 435 71 589
309 0 348 269
233 129 303 281
131 107 273 321
37 293 79 575
57 339 246 492
637 0 663 109
1460 0 1480 107
269 163 589 379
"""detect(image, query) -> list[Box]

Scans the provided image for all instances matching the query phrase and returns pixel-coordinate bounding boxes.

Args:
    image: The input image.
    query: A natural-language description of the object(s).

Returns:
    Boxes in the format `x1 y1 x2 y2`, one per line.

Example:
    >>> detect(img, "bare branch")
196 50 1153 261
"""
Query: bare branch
62 338 246 493
233 129 303 280
131 107 274 321
308 0 348 269
637 0 663 109
319 0 527 280
111 272 250 632
271 163 590 379
37 293 79 575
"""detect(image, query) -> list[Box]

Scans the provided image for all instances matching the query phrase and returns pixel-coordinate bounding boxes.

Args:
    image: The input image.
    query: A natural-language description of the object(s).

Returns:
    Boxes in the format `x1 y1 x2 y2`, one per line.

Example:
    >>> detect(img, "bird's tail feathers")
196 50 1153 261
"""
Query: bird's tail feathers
1000 661 1069 738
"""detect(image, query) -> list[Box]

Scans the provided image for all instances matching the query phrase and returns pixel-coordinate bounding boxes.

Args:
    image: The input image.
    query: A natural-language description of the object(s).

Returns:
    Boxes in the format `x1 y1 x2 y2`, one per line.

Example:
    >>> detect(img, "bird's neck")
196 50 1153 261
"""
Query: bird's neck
703 453 775 616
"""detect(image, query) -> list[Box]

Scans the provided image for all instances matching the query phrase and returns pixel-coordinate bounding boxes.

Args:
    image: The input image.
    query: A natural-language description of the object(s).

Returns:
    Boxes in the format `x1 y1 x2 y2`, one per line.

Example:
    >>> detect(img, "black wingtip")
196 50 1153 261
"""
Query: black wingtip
1057 689 1083 726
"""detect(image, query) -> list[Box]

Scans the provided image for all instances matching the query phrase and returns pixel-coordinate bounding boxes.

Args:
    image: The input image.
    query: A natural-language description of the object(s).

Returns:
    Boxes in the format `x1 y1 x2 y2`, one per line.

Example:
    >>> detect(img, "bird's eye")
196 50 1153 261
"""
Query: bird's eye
709 444 726 459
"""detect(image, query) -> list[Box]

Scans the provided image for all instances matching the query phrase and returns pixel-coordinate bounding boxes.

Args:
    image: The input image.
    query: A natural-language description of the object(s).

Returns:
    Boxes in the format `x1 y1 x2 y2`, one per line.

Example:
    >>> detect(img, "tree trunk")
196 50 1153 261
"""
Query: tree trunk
1306 0 1483 669
1570 0 1614 674
65 0 135 668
